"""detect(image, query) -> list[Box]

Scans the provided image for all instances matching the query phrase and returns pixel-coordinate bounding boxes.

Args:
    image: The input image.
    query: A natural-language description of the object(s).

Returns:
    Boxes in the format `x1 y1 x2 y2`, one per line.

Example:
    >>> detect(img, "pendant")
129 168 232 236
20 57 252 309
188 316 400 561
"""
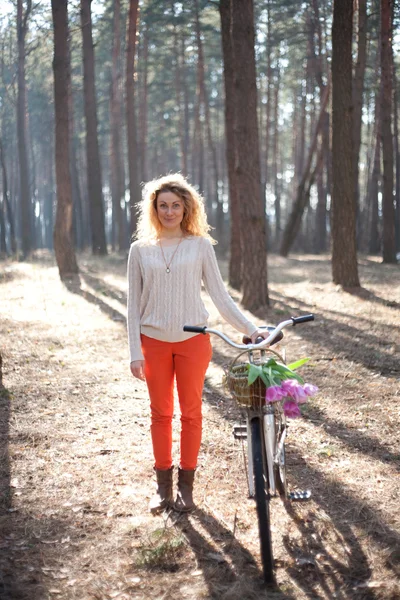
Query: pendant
166 268 171 274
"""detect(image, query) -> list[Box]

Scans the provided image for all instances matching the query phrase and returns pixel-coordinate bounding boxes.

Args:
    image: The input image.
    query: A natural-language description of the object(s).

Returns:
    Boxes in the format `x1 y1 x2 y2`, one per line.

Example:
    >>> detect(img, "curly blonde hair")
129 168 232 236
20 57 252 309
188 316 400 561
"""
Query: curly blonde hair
135 173 215 243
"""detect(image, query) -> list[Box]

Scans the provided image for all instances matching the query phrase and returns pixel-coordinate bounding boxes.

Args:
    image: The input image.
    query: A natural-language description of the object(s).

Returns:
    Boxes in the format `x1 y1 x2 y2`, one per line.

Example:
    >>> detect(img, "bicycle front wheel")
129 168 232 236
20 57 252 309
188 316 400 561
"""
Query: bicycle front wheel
275 419 287 498
251 417 274 584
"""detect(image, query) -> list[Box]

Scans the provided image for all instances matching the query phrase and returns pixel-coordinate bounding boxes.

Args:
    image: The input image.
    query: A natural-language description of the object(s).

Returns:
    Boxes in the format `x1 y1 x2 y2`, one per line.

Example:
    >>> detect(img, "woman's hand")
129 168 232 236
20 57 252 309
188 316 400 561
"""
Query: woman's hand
250 328 270 344
130 360 145 381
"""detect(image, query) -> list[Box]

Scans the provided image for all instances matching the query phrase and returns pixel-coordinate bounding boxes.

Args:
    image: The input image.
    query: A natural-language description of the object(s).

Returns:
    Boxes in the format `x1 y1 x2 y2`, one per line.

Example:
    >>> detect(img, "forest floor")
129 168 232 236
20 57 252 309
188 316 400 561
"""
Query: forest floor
0 251 399 600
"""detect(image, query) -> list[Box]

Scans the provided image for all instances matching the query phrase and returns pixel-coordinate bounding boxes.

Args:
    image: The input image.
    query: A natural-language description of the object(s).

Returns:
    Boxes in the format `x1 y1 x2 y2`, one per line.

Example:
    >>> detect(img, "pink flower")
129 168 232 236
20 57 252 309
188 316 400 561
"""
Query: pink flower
281 379 307 402
281 379 298 393
303 383 319 397
265 385 285 403
283 400 301 418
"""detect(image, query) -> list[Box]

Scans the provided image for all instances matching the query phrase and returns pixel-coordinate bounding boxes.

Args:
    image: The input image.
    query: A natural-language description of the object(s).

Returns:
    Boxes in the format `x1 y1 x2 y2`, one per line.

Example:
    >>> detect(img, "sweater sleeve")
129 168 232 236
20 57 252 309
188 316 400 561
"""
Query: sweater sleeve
127 243 144 362
201 238 258 337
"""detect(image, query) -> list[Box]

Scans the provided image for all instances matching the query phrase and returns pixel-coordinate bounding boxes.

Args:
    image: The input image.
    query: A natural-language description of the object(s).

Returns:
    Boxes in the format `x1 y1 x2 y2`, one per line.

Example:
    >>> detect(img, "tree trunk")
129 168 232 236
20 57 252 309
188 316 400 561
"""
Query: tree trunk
310 0 330 254
182 34 190 177
0 193 6 255
280 81 330 257
51 0 79 279
110 0 126 252
172 11 186 176
380 0 396 263
231 0 268 309
393 48 400 252
369 126 381 254
0 137 17 254
17 0 32 258
194 0 219 223
219 0 241 290
191 22 204 195
352 0 367 232
138 21 149 182
263 0 272 201
331 0 360 286
126 0 140 235
80 0 107 255
272 60 281 247
361 51 381 254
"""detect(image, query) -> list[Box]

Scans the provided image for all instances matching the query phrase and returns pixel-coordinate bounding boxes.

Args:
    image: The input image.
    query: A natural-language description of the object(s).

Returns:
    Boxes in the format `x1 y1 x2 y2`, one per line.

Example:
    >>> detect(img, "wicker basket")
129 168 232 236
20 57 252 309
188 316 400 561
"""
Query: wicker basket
226 363 266 408
226 348 285 409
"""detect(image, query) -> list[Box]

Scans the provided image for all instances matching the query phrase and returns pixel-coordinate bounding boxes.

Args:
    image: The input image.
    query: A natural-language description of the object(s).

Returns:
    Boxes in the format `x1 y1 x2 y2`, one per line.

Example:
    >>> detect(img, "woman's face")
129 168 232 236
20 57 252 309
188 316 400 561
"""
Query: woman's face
156 191 185 233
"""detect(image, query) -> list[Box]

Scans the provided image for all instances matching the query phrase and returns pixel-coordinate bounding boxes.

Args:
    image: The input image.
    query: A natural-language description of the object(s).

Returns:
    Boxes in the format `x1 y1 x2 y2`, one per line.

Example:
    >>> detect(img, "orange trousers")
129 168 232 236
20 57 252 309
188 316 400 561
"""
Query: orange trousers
141 334 212 470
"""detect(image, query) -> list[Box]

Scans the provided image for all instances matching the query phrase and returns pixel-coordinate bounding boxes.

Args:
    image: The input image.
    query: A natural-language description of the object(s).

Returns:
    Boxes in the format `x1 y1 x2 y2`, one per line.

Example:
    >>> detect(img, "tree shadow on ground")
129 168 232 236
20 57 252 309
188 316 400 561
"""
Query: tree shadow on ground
200 366 399 596
202 360 399 485
63 276 126 324
303 403 400 471
342 286 400 310
271 290 400 333
172 507 294 599
269 293 400 377
282 448 400 599
79 270 127 305
0 381 71 600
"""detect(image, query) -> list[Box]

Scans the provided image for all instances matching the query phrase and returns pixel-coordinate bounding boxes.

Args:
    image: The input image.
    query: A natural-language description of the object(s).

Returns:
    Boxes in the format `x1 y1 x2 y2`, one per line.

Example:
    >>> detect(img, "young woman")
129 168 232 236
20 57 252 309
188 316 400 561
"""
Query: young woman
127 173 268 513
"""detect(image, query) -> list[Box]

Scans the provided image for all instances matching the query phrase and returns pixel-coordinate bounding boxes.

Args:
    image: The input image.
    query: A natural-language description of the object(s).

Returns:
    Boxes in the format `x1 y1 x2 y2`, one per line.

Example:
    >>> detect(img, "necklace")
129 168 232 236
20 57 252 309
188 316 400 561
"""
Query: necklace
158 237 184 273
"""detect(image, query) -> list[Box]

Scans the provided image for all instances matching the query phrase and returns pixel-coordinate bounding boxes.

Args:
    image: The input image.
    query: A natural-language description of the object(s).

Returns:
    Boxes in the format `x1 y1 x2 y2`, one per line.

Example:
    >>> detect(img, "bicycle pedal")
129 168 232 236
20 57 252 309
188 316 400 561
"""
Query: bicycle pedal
233 424 247 440
288 490 311 501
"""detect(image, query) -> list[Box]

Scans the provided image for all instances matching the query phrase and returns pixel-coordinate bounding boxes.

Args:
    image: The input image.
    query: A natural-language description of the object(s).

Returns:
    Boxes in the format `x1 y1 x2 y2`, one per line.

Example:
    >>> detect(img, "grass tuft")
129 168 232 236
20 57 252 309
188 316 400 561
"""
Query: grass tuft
136 526 186 572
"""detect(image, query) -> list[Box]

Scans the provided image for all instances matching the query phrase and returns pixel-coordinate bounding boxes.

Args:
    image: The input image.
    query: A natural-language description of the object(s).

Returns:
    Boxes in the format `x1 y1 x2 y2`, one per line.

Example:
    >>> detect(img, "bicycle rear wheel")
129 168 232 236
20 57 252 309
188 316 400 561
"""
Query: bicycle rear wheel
251 417 274 584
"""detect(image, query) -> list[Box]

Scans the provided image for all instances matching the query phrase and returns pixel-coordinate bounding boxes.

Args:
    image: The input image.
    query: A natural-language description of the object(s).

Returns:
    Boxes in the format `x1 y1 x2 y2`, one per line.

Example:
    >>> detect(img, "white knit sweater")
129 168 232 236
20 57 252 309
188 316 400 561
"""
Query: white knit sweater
127 235 258 362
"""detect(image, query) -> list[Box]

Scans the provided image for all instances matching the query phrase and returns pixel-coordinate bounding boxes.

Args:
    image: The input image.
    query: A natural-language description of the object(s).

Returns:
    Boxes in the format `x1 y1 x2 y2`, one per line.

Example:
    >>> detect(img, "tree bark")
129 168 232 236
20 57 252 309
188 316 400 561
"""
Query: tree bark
380 0 396 262
231 0 268 309
51 0 79 279
126 0 140 235
80 0 107 255
17 0 32 258
331 0 360 286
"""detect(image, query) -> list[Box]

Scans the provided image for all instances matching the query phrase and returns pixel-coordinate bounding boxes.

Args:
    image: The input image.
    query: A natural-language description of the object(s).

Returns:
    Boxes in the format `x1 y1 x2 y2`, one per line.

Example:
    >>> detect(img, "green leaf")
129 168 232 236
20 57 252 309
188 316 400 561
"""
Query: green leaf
248 364 263 385
287 357 310 371
259 370 269 386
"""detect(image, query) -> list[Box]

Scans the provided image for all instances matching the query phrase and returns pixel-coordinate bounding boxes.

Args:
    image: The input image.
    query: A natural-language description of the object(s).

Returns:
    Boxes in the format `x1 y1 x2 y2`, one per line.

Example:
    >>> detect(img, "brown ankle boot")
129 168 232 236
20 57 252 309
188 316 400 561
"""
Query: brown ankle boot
174 468 196 512
149 467 173 514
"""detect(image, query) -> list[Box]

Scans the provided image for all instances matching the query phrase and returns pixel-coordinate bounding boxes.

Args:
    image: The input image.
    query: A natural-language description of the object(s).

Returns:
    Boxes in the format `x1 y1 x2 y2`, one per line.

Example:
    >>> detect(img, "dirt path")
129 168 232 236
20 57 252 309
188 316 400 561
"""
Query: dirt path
0 252 399 600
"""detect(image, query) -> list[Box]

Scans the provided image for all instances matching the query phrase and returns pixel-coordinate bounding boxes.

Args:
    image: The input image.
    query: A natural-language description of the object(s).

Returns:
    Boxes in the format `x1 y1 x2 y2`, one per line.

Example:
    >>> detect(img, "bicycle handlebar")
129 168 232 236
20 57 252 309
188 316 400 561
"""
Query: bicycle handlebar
183 314 314 350
291 314 314 325
182 325 207 334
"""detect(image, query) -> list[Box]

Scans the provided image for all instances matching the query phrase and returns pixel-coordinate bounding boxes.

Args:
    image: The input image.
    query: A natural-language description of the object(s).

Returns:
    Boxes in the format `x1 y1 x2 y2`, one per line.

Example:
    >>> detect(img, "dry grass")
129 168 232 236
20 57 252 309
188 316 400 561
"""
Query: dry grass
0 251 399 599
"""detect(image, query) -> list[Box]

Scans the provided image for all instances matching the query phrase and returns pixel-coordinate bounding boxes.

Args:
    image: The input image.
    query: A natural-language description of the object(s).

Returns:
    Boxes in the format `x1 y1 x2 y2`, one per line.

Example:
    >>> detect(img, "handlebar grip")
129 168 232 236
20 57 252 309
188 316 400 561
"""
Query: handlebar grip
291 314 314 325
183 325 207 334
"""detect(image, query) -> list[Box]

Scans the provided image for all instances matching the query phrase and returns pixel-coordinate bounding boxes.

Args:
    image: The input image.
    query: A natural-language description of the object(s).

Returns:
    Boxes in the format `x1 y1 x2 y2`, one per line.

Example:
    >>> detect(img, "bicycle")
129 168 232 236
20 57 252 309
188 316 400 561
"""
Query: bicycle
183 314 315 584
